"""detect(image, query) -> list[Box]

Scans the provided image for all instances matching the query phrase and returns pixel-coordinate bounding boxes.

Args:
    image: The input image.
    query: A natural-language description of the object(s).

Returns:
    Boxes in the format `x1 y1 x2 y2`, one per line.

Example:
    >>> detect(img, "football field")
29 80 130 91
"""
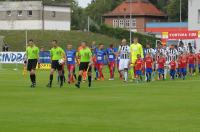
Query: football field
0 67 200 132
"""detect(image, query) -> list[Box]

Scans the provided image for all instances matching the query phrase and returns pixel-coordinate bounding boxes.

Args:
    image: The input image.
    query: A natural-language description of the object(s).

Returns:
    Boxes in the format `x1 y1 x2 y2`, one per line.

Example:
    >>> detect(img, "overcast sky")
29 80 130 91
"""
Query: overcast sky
77 0 92 8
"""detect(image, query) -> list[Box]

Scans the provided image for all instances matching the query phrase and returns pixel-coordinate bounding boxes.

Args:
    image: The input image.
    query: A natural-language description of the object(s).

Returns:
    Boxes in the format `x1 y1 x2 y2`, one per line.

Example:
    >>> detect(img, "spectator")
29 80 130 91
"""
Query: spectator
2 43 9 52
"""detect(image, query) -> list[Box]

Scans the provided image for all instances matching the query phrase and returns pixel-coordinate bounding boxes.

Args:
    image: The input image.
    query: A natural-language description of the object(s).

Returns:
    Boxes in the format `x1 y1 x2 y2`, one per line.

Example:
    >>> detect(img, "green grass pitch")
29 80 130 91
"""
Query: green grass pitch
0 66 200 132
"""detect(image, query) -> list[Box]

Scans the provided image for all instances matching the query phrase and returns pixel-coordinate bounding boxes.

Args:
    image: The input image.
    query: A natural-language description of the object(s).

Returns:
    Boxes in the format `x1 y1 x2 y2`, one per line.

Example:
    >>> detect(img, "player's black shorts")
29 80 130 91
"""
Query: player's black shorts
51 60 63 71
27 59 38 71
79 62 92 72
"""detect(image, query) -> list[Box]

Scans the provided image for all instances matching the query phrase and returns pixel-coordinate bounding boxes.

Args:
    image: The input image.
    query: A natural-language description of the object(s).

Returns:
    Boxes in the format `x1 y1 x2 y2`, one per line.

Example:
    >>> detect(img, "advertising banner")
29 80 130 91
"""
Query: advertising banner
0 52 26 64
0 51 51 70
162 31 200 40
38 51 51 70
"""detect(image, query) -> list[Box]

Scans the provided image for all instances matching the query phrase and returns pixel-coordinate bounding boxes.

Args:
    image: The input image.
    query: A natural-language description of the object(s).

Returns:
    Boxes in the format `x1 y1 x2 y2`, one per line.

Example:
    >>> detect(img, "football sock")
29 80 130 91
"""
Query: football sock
96 70 99 78
164 69 167 79
50 74 53 85
30 75 34 83
88 75 91 86
158 73 161 79
78 75 82 85
124 71 128 81
33 74 36 84
149 73 152 81
146 73 149 81
99 69 103 78
140 76 143 82
60 75 63 84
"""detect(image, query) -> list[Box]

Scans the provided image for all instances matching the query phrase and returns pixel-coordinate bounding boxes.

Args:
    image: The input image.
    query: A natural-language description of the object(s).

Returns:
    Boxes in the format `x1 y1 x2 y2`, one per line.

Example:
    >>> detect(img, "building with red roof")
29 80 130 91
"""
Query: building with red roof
103 0 167 32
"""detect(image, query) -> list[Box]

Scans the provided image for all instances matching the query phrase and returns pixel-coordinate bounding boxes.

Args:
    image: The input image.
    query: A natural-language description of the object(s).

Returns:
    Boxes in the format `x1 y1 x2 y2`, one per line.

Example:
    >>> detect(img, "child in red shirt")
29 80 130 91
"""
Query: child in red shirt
196 51 200 74
187 51 196 76
157 53 166 80
144 53 153 82
135 54 143 83
180 54 188 80
169 58 176 80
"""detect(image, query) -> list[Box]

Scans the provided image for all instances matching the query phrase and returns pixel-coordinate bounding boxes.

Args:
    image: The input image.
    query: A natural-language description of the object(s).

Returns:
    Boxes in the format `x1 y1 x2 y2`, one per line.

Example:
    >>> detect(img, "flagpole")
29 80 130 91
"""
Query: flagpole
129 1 132 45
180 0 182 22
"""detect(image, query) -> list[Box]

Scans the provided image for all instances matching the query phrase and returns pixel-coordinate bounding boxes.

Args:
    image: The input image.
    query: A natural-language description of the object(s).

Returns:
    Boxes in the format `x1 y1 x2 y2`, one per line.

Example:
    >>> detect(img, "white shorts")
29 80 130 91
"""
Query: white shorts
165 61 170 68
119 59 130 71
166 61 170 65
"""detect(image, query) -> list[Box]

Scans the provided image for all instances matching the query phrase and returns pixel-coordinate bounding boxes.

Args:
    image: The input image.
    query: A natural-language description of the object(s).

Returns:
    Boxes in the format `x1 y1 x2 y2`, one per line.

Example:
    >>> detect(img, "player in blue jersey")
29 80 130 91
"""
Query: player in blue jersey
106 44 117 80
94 43 106 80
65 44 77 84
91 45 99 80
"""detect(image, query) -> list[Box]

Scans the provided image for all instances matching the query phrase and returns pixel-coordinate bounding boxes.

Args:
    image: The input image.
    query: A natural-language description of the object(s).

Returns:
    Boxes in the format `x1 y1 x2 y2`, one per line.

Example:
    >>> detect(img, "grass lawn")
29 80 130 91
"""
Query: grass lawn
0 30 120 51
0 65 200 132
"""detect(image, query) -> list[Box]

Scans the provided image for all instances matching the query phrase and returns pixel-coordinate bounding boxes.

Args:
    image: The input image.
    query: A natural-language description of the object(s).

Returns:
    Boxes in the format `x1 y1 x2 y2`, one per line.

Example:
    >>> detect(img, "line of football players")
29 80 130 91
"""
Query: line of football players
63 41 200 84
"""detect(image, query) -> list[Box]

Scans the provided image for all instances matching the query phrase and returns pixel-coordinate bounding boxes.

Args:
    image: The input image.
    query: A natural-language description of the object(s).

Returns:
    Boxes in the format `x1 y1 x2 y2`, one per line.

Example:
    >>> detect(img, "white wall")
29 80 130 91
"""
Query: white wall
188 0 200 30
44 6 71 13
0 20 42 30
0 20 70 31
188 0 200 52
44 21 70 31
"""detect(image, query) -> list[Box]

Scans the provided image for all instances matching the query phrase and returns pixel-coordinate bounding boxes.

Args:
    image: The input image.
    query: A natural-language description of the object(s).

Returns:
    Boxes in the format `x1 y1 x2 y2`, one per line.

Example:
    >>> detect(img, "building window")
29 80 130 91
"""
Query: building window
130 19 136 28
51 11 56 17
113 19 118 28
7 11 11 16
18 10 22 16
125 19 130 28
28 10 32 16
198 9 200 24
119 19 124 28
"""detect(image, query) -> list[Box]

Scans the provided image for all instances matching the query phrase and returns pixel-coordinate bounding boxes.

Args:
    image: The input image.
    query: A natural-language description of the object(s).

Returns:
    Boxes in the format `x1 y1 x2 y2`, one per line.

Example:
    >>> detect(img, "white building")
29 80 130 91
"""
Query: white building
0 1 71 31
188 0 200 30
188 0 200 52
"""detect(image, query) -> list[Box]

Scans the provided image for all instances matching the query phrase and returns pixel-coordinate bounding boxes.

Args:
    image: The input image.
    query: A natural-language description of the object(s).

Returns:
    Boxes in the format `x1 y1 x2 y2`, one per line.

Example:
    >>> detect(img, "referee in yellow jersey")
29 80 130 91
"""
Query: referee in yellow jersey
75 42 93 88
47 40 66 88
130 37 144 79
25 39 40 88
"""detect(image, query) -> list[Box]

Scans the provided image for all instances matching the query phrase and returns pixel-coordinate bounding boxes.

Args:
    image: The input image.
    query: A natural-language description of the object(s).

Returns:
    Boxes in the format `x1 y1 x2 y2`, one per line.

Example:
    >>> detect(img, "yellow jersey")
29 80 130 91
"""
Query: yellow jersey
130 43 144 63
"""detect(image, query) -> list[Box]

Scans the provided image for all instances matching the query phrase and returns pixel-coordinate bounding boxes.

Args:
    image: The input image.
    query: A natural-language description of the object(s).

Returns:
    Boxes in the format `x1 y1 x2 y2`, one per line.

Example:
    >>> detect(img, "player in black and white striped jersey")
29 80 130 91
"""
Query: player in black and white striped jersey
154 43 166 63
118 39 130 82
144 43 155 58
165 44 179 79
166 45 179 62
178 41 187 55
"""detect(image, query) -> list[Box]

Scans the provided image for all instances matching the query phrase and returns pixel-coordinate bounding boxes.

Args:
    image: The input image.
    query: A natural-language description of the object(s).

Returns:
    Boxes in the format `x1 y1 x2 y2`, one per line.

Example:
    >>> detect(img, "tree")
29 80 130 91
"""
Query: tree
148 0 188 22
166 0 188 22
85 0 124 24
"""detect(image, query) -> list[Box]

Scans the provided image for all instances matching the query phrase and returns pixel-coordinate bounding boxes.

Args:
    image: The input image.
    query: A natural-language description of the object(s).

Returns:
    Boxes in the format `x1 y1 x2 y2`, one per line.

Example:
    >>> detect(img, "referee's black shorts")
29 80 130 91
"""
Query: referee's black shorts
27 59 38 71
79 62 92 72
51 60 63 71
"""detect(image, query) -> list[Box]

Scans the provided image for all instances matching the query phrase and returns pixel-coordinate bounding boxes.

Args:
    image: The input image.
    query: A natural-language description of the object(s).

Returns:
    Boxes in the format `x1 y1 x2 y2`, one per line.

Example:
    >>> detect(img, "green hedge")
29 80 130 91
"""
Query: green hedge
91 24 158 47
0 30 120 51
